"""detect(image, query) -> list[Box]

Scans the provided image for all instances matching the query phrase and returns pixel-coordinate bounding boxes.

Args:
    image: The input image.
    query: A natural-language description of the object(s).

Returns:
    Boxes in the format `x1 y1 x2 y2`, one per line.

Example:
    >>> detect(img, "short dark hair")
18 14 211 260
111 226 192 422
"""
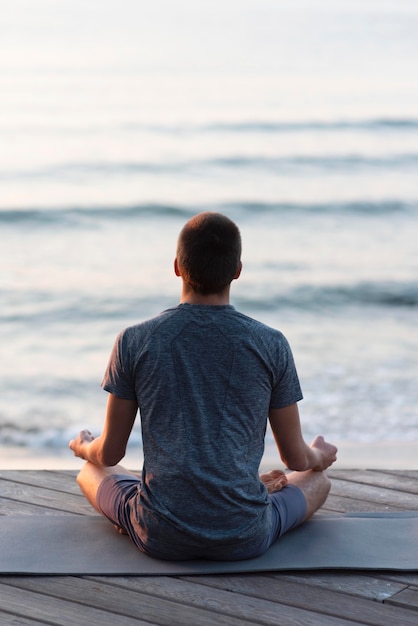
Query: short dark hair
176 212 241 295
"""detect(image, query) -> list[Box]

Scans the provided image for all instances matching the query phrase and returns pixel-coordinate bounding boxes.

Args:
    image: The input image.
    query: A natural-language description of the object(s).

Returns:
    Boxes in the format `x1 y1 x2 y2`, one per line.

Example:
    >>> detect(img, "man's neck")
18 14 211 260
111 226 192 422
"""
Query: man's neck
180 286 231 306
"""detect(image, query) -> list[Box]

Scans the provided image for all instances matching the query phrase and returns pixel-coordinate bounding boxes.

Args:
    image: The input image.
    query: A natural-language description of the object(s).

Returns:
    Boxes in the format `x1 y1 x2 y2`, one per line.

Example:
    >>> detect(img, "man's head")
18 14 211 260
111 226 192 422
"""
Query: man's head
175 212 242 295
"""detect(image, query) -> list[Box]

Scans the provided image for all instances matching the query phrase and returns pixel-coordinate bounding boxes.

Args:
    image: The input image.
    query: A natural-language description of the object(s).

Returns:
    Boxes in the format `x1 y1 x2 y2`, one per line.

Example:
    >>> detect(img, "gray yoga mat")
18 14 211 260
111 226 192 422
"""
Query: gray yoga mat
1 512 417 575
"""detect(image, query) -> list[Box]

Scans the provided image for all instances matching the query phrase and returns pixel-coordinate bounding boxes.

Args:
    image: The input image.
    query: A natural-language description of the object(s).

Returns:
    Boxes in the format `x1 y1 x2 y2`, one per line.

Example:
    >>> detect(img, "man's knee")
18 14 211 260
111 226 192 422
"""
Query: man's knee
287 470 332 520
76 464 85 490
308 471 331 517
320 471 332 497
76 462 92 492
75 462 106 511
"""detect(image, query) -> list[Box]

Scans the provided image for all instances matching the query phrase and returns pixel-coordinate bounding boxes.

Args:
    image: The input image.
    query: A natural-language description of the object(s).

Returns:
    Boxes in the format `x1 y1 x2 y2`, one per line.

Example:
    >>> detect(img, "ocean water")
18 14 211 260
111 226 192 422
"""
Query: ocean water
1 0 418 459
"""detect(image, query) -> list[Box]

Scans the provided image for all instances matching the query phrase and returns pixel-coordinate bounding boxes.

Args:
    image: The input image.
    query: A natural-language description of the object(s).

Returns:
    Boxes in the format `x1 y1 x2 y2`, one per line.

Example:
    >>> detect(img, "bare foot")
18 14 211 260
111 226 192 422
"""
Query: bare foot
259 469 288 494
113 524 128 535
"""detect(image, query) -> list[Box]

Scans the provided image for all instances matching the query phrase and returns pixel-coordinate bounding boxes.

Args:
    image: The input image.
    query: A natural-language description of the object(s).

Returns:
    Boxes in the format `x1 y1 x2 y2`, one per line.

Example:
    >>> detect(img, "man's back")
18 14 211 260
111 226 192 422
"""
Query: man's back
102 303 302 555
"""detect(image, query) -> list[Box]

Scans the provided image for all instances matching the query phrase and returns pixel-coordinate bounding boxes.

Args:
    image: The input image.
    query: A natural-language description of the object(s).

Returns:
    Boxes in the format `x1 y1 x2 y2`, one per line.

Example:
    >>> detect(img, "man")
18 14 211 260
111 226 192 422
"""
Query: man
70 212 337 560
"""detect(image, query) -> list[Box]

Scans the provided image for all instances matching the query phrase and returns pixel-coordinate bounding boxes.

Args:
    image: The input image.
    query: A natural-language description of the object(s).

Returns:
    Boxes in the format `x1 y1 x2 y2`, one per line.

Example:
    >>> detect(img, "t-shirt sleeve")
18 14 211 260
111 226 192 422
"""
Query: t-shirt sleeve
269 334 303 409
101 330 137 401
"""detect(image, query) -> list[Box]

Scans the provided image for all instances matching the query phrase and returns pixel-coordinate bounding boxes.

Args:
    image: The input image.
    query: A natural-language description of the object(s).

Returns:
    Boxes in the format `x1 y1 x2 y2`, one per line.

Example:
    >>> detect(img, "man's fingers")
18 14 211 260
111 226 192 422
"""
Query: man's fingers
259 469 288 494
260 469 287 481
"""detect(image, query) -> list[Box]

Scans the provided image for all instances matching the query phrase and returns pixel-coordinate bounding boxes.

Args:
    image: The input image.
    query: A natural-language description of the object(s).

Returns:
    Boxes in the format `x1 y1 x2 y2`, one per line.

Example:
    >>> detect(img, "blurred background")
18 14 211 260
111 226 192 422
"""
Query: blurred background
1 0 417 468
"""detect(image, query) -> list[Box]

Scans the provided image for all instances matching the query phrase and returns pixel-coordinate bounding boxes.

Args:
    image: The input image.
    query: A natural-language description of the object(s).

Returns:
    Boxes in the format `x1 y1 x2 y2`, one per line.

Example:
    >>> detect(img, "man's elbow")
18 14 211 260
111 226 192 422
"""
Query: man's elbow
281 452 310 472
100 446 125 467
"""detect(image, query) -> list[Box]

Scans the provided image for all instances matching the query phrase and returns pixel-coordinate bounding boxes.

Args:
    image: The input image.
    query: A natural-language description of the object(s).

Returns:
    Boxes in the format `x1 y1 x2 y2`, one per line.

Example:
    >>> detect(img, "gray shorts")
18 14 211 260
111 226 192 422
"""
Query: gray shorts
97 474 307 561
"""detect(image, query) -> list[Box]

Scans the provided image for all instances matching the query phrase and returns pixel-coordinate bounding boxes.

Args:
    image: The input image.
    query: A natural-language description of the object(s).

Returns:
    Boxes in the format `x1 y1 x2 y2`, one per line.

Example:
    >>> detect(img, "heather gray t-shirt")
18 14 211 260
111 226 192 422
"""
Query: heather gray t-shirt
102 303 303 558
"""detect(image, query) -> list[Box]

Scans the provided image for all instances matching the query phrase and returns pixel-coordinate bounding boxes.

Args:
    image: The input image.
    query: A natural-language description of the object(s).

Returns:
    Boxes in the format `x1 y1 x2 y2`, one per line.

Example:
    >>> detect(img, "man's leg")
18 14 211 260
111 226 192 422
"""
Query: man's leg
76 461 138 514
258 469 331 553
286 469 331 520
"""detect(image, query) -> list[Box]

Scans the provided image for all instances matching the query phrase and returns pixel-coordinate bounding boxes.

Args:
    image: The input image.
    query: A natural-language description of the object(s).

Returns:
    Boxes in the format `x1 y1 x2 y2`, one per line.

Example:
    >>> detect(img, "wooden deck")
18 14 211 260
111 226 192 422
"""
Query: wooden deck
0 469 417 625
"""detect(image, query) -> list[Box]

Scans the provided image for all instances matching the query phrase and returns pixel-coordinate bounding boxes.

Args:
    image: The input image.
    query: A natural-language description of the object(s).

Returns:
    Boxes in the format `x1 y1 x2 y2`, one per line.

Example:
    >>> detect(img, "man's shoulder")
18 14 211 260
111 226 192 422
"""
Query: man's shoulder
118 306 181 340
232 309 284 338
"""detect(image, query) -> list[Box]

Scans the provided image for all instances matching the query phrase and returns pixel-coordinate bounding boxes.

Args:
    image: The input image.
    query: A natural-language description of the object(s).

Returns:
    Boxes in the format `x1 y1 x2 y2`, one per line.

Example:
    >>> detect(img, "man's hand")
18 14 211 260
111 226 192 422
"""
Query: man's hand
259 469 288 494
69 429 95 460
310 435 338 471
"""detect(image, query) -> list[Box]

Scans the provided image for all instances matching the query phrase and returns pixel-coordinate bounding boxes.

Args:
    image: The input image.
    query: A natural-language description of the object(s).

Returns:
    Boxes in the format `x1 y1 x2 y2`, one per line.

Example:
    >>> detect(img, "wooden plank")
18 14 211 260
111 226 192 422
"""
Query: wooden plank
329 470 418 494
271 571 408 601
319 494 406 513
3 577 261 626
2 576 363 626
0 582 150 626
0 470 81 495
0 479 95 515
379 470 418 479
0 612 49 626
181 574 418 626
327 477 418 509
84 574 366 626
384 587 418 610
377 573 418 586
0 497 78 516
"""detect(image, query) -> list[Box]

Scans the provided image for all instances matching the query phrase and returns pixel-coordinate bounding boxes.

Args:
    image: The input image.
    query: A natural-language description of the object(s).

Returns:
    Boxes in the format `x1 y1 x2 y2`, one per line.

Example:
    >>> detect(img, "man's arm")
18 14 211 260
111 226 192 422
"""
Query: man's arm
268 403 337 471
69 394 138 466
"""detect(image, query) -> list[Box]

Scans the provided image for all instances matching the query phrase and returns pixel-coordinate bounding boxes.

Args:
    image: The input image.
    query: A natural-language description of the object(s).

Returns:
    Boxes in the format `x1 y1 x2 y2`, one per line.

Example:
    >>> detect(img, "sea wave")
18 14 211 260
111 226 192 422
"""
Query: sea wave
0 418 86 449
237 280 418 312
2 152 417 181
1 293 171 325
198 118 418 133
0 200 415 226
0 204 195 226
4 117 418 136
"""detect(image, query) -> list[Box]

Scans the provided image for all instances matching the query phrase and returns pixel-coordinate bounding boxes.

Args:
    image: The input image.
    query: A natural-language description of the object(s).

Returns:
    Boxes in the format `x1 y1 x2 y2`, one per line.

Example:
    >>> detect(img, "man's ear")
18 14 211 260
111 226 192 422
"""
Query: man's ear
174 258 181 277
233 261 242 280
